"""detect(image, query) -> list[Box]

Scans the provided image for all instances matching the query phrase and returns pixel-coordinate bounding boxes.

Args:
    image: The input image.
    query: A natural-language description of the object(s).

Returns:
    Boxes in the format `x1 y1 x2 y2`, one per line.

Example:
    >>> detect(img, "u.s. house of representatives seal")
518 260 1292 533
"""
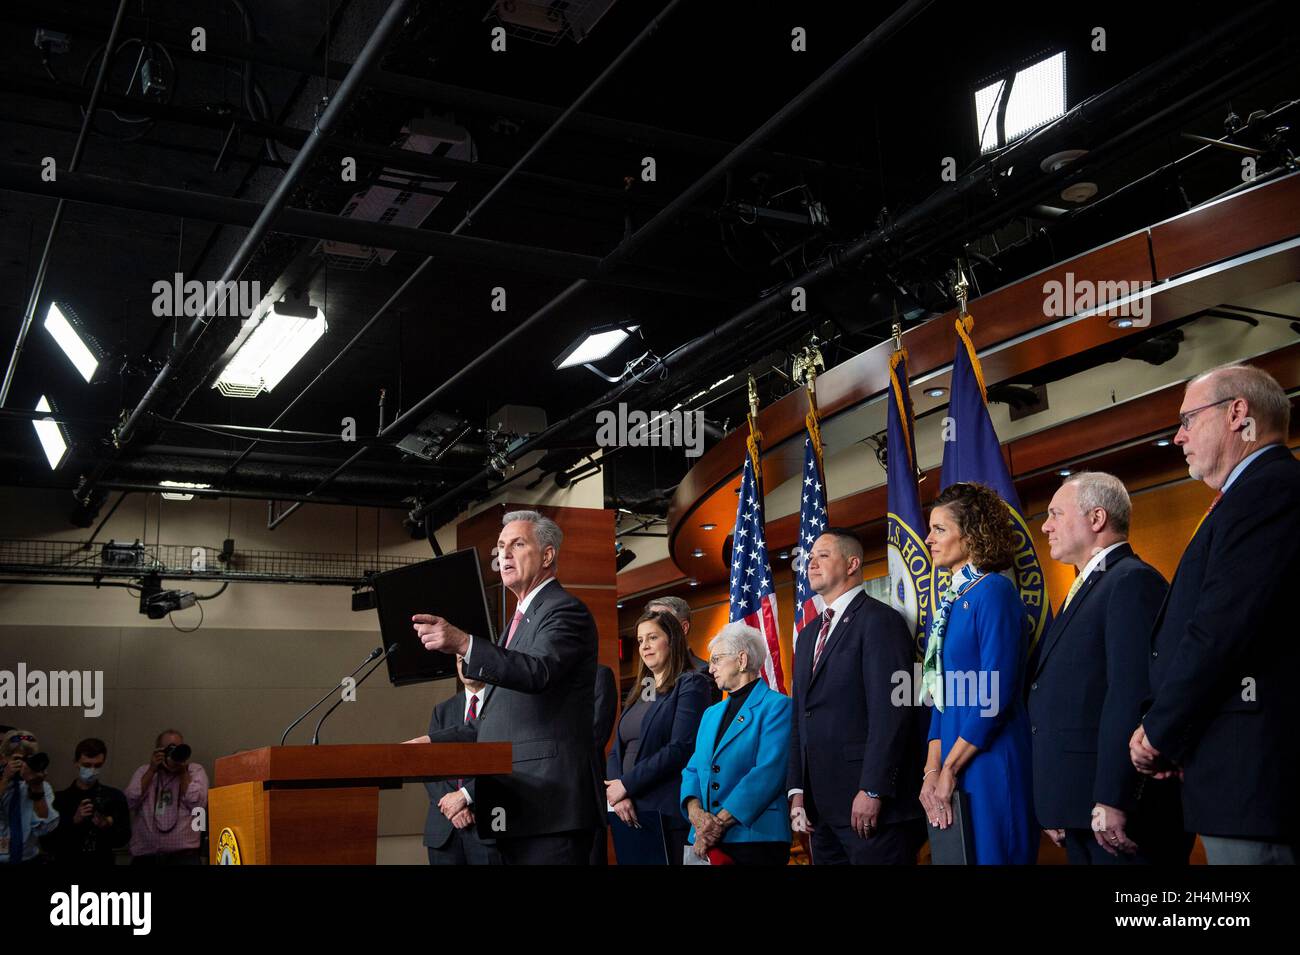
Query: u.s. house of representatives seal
216 827 242 865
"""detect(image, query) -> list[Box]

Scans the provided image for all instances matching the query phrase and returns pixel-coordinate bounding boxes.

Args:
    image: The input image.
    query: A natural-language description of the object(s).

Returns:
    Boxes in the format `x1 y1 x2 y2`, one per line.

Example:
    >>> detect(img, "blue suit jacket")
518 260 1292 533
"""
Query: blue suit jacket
1027 544 1168 829
680 677 792 845
786 590 925 827
607 670 711 819
1145 445 1300 840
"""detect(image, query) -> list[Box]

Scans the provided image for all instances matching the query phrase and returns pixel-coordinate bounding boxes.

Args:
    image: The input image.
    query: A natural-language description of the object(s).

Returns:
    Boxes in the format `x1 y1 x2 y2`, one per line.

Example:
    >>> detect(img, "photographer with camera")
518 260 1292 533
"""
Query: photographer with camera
1 729 60 865
124 729 208 865
46 738 131 865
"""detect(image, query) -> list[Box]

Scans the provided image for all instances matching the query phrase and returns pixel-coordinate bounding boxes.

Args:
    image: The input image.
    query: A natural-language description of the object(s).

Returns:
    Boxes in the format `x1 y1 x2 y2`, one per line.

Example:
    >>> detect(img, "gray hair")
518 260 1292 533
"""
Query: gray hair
1063 471 1131 535
645 595 690 626
502 509 563 556
708 622 767 670
1190 363 1290 436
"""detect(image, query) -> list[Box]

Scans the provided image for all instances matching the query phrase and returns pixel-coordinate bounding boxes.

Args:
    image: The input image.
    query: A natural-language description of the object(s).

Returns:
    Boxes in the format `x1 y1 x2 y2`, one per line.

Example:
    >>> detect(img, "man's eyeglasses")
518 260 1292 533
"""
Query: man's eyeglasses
1177 396 1235 432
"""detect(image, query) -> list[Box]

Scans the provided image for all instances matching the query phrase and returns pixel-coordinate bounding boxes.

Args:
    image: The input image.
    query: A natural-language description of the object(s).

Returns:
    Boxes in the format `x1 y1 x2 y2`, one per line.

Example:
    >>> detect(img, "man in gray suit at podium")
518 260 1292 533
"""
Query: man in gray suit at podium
414 509 603 865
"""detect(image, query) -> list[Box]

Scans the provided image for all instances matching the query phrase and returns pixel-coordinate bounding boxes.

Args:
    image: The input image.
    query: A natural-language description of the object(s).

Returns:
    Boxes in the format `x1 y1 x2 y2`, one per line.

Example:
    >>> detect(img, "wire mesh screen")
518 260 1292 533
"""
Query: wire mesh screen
0 539 426 585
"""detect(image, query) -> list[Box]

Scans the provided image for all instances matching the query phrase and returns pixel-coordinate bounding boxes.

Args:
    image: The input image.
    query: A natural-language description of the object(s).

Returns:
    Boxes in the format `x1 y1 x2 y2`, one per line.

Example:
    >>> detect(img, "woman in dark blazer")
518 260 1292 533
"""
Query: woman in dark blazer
605 609 711 864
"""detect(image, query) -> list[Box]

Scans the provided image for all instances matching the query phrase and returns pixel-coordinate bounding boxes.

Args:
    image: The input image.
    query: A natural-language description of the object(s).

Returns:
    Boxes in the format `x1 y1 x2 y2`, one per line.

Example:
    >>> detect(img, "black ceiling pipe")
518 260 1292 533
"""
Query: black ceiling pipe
58 0 412 521
0 0 129 407
225 0 688 495
0 69 677 212
0 0 859 181
106 0 415 453
0 162 725 299
406 0 1291 523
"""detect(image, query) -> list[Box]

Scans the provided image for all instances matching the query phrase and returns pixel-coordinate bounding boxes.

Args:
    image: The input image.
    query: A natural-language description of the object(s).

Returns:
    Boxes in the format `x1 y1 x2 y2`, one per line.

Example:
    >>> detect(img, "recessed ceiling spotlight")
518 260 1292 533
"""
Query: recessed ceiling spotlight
1154 438 1172 447
1108 316 1136 329
1058 468 1072 477
1060 181 1098 203
701 523 717 530
925 387 947 398
692 548 705 558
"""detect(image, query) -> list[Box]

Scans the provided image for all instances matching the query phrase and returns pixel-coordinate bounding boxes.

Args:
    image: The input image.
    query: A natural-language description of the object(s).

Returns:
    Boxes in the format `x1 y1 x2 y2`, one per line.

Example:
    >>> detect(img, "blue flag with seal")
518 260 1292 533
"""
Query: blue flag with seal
940 313 1052 651
886 346 934 660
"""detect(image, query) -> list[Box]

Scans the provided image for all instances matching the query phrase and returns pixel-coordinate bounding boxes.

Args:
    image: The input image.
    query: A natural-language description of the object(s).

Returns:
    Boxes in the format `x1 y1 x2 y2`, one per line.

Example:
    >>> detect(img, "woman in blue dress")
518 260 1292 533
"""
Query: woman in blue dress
919 482 1037 864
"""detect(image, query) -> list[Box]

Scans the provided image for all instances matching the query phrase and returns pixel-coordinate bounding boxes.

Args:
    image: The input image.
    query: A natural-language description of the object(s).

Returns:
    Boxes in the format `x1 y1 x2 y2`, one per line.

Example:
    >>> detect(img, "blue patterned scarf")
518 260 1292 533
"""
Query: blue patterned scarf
918 563 983 711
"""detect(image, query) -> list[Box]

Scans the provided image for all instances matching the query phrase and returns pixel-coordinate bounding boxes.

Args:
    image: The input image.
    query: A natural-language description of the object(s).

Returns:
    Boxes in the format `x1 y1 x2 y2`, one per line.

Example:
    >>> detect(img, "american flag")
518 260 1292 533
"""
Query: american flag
791 434 828 652
729 452 786 693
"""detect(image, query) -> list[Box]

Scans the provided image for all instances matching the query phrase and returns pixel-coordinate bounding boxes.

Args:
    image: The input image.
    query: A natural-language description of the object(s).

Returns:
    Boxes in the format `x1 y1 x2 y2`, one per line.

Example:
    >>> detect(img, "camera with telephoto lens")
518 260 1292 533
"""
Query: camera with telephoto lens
163 743 191 764
19 752 49 774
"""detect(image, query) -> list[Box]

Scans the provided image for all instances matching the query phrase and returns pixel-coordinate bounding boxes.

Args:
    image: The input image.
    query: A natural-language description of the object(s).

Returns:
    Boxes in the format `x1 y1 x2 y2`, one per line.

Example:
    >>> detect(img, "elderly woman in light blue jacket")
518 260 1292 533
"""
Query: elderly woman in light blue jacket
681 623 792 865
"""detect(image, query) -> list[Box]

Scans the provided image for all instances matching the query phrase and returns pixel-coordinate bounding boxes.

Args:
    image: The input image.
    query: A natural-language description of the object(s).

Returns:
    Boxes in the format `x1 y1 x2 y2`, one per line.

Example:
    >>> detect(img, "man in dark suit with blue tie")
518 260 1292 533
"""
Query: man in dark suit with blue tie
786 529 925 864
410 656 501 865
1131 364 1300 864
1031 472 1190 864
414 509 603 865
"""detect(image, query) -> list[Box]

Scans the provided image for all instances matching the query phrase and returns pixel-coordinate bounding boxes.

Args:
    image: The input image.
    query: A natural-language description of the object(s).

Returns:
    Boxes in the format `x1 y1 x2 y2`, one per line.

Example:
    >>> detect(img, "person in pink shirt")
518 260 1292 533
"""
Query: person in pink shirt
124 729 208 865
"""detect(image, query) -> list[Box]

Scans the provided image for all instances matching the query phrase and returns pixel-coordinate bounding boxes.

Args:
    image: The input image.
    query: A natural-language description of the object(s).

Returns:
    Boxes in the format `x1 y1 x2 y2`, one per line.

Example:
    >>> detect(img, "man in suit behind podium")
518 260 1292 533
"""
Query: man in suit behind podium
1032 471 1189 864
414 509 603 865
410 656 501 865
786 529 925 864
1131 363 1300 864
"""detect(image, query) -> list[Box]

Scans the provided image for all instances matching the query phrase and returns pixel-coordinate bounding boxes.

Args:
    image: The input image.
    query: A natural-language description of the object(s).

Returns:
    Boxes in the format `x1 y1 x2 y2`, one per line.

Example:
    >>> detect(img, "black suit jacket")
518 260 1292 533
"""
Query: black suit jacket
1027 544 1168 829
422 687 493 849
1144 445 1300 840
786 589 924 827
461 579 604 839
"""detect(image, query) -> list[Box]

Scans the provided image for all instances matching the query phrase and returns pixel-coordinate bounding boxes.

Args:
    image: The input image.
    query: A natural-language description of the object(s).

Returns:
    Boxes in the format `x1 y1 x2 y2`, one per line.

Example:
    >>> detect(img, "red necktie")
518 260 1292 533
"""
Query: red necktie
812 608 835 670
1190 490 1223 539
504 609 524 649
455 694 480 789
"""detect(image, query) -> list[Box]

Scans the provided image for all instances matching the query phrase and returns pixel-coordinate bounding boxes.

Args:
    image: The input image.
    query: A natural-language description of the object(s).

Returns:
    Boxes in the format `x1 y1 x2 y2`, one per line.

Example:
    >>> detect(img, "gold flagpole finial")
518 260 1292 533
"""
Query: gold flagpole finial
953 259 971 318
791 339 825 394
747 373 760 422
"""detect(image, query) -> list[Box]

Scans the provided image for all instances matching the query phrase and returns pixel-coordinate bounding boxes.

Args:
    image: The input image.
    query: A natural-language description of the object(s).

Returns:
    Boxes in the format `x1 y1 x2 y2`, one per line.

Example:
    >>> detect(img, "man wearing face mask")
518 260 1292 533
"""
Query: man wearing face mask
47 738 131 865
124 729 208 865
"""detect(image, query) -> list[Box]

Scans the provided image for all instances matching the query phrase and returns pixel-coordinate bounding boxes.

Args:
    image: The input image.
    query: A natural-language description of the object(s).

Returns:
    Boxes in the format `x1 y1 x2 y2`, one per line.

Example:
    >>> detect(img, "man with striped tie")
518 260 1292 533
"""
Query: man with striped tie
1131 364 1300 864
1031 472 1189 864
786 529 925 864
414 510 603 864
408 655 500 865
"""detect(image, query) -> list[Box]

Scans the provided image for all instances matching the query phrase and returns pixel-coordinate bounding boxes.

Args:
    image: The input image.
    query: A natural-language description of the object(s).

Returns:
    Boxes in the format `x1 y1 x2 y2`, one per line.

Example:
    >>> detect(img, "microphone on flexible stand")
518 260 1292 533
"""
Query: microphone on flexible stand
312 643 400 745
279 646 383 746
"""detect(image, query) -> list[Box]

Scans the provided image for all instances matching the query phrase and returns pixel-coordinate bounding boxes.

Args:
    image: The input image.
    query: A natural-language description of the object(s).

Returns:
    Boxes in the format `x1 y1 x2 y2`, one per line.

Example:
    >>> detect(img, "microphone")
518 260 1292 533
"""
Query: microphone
280 646 383 746
311 643 399 745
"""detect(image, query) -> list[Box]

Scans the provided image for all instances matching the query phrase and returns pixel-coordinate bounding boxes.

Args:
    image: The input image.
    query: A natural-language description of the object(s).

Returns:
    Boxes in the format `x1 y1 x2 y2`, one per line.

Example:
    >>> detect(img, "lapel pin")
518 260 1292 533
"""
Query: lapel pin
962 600 969 610
737 715 745 723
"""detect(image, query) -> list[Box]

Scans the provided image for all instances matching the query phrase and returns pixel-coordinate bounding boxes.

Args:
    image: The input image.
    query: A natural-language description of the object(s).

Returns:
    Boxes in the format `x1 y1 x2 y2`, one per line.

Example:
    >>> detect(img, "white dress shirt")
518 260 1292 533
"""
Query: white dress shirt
458 686 487 805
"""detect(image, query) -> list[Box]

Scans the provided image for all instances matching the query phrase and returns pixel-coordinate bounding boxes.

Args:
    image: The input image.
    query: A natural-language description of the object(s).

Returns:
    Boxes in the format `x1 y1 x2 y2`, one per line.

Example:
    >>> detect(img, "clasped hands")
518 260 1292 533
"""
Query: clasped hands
687 803 728 859
918 765 957 829
1129 725 1181 780
437 790 474 830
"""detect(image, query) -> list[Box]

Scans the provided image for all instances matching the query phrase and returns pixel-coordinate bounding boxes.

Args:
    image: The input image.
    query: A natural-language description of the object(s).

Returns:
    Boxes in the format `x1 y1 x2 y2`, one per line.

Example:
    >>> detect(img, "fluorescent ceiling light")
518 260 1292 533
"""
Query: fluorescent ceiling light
553 325 639 370
32 396 68 470
215 303 327 398
43 302 100 383
159 480 212 501
976 51 1067 154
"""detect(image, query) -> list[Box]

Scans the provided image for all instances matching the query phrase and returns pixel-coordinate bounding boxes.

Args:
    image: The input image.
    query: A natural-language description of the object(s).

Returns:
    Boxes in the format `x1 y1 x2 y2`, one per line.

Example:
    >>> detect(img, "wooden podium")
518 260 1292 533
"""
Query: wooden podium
209 743 511 864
